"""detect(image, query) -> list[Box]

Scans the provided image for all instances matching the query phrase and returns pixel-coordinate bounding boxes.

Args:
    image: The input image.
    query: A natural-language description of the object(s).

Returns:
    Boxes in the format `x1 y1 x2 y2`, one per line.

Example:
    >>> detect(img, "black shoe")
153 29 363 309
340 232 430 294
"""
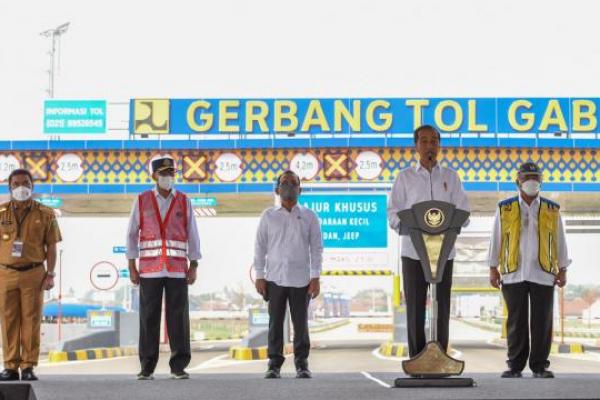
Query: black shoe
136 371 154 380
264 368 281 379
0 369 19 381
20 368 38 381
501 369 522 378
171 370 190 380
533 370 554 378
296 368 312 379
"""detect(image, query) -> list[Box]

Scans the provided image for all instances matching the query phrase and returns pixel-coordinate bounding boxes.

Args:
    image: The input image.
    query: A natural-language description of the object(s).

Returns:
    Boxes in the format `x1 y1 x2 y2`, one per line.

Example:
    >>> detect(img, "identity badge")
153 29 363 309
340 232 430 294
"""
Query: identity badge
11 240 23 258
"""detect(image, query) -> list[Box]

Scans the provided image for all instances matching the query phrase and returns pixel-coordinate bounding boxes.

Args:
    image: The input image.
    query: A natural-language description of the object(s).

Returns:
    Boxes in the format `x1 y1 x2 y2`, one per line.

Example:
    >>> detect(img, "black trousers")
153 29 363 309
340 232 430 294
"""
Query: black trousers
502 281 554 372
139 278 191 374
402 257 453 358
267 281 310 369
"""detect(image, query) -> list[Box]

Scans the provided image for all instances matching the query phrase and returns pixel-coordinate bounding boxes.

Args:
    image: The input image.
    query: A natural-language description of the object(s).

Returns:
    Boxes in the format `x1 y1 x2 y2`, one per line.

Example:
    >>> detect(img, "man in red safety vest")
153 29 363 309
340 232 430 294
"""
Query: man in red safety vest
126 155 201 380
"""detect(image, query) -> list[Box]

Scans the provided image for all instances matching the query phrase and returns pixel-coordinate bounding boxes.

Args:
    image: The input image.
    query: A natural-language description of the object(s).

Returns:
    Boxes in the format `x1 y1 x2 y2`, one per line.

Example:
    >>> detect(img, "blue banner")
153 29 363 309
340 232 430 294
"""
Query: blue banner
130 97 600 135
299 194 388 249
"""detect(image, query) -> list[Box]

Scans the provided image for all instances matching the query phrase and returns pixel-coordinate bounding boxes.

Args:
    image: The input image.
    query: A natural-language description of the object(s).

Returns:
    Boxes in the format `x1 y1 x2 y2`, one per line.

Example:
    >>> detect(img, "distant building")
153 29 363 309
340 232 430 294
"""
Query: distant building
582 299 600 320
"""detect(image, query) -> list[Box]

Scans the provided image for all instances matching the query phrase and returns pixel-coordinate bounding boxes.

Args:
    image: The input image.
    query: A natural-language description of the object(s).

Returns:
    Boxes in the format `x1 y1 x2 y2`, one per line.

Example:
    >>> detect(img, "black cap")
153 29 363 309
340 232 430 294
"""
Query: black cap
151 157 175 174
518 161 542 175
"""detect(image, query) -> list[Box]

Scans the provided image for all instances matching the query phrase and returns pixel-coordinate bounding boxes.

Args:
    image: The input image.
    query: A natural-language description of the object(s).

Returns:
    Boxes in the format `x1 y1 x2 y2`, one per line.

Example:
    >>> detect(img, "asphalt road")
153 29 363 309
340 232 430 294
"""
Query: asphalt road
8 319 599 400
7 371 600 400
34 343 600 376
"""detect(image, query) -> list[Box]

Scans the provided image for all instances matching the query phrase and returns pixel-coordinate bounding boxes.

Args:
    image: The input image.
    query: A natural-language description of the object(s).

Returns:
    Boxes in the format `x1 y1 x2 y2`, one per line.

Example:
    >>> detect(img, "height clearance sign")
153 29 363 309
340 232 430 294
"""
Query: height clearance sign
299 194 388 249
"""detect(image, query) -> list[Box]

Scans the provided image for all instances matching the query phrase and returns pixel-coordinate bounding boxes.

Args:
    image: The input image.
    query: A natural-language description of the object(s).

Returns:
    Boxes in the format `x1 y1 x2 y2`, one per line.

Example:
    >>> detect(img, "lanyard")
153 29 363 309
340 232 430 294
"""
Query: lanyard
12 203 32 240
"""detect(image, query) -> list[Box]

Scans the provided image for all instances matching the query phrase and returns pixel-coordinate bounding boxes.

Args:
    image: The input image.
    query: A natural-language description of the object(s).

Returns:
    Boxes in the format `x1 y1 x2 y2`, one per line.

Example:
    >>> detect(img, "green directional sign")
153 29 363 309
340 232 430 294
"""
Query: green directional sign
190 197 218 208
38 197 63 209
44 100 107 134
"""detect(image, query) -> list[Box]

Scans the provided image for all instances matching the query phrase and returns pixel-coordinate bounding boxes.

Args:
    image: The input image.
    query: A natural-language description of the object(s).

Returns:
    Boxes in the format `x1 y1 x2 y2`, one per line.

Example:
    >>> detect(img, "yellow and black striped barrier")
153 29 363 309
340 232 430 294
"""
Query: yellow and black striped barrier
358 323 393 333
201 334 245 341
551 342 585 354
48 347 137 363
378 342 408 358
229 346 268 360
322 270 392 276
229 344 293 361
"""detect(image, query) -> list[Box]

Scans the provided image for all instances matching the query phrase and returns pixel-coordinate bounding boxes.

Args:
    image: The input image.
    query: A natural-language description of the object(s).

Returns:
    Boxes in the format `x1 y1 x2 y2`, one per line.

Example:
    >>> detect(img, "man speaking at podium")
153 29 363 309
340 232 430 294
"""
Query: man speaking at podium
387 125 470 358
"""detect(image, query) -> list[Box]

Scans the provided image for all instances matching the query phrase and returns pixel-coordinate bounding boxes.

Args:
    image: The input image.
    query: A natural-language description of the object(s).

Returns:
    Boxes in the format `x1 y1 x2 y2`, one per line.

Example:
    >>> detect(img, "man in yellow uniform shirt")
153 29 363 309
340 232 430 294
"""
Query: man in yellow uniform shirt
0 169 62 381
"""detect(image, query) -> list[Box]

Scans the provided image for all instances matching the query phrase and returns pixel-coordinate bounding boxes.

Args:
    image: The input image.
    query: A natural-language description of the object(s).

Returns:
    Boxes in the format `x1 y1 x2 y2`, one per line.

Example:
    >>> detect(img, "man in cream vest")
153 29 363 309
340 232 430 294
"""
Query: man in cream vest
489 162 570 379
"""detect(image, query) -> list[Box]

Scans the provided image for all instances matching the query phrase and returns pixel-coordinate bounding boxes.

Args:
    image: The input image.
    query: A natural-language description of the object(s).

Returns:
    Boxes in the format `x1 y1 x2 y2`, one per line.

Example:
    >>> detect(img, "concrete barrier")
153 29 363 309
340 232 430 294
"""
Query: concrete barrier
358 323 393 333
378 341 408 358
49 346 137 362
551 342 585 354
229 344 293 361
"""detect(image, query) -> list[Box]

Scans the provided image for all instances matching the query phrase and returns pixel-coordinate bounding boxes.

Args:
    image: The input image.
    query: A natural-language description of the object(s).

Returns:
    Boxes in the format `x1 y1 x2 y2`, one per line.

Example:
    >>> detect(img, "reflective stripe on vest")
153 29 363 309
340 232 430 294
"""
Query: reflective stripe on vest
538 199 560 275
140 248 187 258
138 190 189 274
499 196 560 275
140 239 187 250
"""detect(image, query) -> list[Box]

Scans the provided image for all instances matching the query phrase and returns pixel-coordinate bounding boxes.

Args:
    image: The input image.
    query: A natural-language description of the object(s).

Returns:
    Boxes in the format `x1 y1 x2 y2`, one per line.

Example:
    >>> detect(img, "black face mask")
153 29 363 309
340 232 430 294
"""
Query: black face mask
279 183 299 202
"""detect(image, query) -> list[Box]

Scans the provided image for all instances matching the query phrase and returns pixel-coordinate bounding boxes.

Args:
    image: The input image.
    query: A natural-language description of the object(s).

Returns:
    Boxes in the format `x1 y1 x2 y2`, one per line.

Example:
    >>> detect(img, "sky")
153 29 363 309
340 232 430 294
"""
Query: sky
1 0 600 139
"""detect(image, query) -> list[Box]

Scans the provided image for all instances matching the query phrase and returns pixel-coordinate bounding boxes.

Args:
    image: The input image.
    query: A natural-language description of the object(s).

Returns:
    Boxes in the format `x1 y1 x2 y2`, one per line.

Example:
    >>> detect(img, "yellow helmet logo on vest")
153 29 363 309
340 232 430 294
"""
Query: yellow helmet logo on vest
424 208 444 228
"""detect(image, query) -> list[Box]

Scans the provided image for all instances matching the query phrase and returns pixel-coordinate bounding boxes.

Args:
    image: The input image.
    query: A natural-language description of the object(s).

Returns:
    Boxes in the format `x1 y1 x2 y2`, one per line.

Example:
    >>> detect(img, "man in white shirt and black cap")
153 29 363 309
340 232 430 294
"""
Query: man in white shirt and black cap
126 155 201 380
387 124 470 359
489 161 570 378
254 170 323 379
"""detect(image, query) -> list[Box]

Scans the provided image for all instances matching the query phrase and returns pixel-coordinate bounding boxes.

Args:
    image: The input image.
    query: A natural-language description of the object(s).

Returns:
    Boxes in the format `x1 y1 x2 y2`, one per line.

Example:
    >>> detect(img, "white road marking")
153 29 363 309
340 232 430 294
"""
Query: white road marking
450 348 463 360
361 371 391 388
196 345 215 350
188 353 293 371
486 338 506 348
188 354 230 371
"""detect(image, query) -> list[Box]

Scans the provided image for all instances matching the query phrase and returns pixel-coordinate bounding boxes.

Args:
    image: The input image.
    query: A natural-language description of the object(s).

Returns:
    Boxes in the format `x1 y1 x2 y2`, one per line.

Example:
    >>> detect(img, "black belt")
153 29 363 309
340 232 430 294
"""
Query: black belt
1 263 43 272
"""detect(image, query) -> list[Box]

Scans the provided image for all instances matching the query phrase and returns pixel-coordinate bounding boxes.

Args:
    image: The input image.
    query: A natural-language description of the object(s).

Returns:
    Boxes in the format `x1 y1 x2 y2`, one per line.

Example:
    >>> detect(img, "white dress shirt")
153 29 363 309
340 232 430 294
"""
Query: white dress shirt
126 188 202 278
488 194 571 287
387 163 471 260
253 204 323 288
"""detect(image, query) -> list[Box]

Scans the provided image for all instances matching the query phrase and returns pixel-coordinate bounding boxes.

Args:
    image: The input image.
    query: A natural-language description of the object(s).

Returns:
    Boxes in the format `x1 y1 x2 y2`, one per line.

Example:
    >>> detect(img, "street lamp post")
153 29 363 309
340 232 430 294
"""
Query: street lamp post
40 22 70 99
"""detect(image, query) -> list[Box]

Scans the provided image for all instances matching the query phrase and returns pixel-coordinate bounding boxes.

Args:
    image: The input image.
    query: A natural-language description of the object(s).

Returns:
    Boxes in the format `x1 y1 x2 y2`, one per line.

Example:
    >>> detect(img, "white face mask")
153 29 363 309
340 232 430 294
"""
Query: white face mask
521 179 541 197
11 186 32 202
157 175 174 191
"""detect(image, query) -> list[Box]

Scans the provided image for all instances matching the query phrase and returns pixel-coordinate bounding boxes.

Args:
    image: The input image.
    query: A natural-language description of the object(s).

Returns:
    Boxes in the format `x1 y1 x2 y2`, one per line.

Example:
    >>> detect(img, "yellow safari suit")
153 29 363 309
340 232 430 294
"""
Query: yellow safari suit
0 200 62 370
